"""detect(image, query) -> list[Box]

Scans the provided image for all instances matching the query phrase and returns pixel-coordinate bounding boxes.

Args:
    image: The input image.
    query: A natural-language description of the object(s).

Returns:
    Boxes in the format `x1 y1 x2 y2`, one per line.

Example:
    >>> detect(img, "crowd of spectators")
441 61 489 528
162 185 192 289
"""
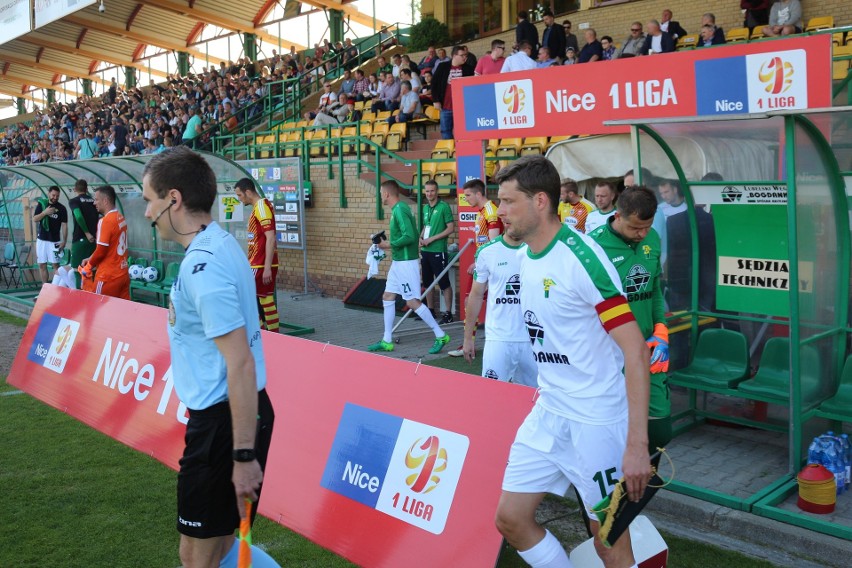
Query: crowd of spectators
0 32 394 167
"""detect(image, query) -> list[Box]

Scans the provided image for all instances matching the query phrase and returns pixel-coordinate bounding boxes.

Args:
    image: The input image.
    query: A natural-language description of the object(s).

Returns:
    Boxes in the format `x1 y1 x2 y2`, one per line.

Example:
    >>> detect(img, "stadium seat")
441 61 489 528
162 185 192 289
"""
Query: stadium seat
431 139 455 159
328 128 342 155
369 122 390 150
410 105 441 138
815 356 852 421
282 131 301 157
486 139 499 154
256 134 275 159
433 162 456 187
832 32 846 46
496 138 522 158
833 44 852 81
737 338 822 405
412 161 438 186
309 128 328 157
376 110 392 122
805 16 834 32
353 101 365 112
520 137 548 156
341 126 358 154
668 329 750 390
386 122 407 152
360 111 376 124
677 34 699 50
750 28 765 41
296 120 309 129
726 27 750 43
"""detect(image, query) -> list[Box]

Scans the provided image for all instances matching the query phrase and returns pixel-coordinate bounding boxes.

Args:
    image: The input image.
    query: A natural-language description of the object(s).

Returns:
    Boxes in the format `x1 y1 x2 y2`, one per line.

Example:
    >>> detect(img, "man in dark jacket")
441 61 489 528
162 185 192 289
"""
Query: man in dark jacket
431 46 475 140
515 10 538 52
640 20 675 55
660 9 688 41
541 10 566 64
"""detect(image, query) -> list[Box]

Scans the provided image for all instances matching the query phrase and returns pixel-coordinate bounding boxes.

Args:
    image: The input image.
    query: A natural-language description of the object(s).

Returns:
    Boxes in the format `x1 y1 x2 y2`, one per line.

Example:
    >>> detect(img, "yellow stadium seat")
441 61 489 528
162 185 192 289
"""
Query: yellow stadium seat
283 131 302 157
386 122 407 152
726 27 750 43
376 110 392 122
750 28 766 41
805 16 834 32
296 120 309 129
357 122 372 152
412 162 438 186
433 162 456 187
360 111 376 124
496 138 522 158
832 32 846 46
424 105 440 121
328 128 342 155
369 122 390 150
309 128 328 157
548 135 572 147
341 126 357 154
353 100 365 112
677 34 699 50
486 139 499 154
520 137 548 156
833 45 852 81
431 139 455 159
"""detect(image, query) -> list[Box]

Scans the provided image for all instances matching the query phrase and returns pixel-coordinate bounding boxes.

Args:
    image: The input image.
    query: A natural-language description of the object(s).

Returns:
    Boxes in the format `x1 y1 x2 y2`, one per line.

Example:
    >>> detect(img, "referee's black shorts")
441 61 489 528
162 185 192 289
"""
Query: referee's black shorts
176 389 275 538
421 251 451 291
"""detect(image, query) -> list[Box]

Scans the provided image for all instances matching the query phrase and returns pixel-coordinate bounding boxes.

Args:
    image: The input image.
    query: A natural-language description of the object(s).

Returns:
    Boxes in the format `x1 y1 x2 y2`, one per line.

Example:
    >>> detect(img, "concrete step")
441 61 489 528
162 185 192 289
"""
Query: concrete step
410 139 438 153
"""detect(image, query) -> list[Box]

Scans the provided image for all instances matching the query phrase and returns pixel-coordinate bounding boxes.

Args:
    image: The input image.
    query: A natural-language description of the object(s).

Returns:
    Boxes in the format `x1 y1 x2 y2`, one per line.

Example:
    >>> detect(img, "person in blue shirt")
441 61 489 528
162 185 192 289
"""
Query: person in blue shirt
142 146 279 568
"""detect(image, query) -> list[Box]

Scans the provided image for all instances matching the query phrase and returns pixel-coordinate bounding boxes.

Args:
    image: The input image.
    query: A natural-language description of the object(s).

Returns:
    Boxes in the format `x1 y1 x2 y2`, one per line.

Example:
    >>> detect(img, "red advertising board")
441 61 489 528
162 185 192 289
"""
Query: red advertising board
8 286 534 567
453 35 832 140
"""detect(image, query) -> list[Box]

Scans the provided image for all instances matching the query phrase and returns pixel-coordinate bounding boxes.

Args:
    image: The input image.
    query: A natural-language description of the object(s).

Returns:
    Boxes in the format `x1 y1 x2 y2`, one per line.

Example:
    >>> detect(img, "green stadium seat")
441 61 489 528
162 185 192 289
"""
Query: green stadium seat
737 337 821 405
816 356 852 421
668 329 750 389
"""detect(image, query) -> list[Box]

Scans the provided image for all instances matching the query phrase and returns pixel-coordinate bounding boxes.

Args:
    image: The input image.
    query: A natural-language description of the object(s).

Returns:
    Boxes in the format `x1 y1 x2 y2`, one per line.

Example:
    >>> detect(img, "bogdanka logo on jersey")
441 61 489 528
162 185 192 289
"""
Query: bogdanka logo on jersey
497 274 521 305
625 264 653 302
320 403 469 534
524 310 570 365
27 313 81 374
694 49 807 115
463 79 535 131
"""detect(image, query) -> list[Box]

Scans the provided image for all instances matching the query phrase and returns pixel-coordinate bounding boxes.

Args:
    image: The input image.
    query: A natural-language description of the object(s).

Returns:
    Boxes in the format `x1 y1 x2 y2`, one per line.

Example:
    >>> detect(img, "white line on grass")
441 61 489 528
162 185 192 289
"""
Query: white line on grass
1 390 24 396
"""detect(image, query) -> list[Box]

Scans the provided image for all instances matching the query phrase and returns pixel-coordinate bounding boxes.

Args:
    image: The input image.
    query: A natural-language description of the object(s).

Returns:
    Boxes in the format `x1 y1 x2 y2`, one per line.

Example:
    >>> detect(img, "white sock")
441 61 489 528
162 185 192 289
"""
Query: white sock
382 300 395 343
517 530 572 568
415 303 444 337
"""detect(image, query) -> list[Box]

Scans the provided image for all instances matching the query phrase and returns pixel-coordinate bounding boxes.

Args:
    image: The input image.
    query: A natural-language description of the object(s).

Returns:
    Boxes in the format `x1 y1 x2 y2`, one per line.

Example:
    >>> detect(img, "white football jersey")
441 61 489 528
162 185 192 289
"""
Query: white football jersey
475 236 526 343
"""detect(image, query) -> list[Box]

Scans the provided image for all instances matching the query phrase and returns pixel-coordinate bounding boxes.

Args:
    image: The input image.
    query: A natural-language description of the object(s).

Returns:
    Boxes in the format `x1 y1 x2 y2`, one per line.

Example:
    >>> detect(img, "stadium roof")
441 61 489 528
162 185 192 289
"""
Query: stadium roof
0 0 390 107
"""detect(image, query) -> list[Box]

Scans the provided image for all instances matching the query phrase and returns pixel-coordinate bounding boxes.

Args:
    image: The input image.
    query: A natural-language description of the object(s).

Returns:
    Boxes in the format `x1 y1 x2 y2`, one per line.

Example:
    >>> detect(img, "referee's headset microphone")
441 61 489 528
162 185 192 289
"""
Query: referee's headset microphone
150 199 177 227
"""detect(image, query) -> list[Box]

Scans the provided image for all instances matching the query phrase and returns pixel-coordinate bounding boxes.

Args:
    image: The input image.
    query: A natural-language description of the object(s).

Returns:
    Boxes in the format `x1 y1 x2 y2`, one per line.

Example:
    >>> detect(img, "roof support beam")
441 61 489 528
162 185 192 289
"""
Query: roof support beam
0 52 110 86
298 0 389 30
17 36 169 78
63 14 209 59
1 73 79 97
0 87 47 105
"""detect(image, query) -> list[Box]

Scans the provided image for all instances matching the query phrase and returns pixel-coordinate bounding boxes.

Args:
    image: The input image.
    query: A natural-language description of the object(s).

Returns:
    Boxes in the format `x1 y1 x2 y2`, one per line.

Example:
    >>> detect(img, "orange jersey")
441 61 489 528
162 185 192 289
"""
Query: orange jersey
247 198 279 269
90 209 129 281
476 200 503 248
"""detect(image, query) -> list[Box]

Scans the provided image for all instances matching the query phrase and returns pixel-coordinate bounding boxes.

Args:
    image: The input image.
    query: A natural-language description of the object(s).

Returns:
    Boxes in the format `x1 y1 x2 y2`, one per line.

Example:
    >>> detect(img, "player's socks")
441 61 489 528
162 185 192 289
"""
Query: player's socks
259 294 280 332
382 300 396 343
415 304 443 337
517 530 573 568
218 537 281 567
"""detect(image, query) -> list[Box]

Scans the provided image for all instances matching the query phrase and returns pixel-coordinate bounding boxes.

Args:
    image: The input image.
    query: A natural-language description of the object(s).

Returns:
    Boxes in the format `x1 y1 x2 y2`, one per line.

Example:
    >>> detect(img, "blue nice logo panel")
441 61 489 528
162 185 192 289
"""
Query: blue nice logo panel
27 312 80 374
457 155 483 186
321 403 402 508
695 56 749 115
463 84 499 131
28 313 62 366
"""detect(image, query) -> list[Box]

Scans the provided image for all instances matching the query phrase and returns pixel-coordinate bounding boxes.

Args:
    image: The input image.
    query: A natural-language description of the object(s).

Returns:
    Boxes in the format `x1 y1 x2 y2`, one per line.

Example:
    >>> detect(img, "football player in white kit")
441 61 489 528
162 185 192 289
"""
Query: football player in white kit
461 232 538 387
492 156 651 568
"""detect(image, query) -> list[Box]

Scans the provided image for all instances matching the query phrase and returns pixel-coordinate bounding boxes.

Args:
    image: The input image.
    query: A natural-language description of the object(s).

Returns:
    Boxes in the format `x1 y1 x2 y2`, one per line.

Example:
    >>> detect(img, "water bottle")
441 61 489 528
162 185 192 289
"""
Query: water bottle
807 437 823 465
824 438 845 495
841 434 852 490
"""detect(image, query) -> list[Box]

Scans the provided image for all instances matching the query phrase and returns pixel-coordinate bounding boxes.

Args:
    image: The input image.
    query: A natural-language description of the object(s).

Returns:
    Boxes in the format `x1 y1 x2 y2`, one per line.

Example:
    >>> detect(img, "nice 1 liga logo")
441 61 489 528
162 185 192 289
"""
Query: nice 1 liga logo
758 57 793 95
405 436 447 494
502 84 525 114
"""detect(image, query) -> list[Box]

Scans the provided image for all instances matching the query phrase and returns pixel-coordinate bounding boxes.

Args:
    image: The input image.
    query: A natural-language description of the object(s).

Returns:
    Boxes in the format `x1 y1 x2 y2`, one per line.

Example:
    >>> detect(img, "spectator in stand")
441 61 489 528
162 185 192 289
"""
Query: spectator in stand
418 46 438 72
641 20 675 55
431 45 475 140
515 10 539 52
377 55 393 75
111 117 128 155
388 81 422 125
419 70 433 105
536 46 558 68
344 38 359 68
338 69 355 98
660 8 688 41
371 73 401 113
351 69 370 101
578 28 603 63
541 10 566 65
391 54 403 78
699 24 726 47
562 20 580 53
742 0 771 32
701 13 726 44
563 46 578 65
462 45 477 68
304 81 337 120
762 0 802 37
601 36 618 60
432 48 450 72
399 68 420 92
502 40 537 73
365 72 381 101
476 39 507 75
401 54 415 73
313 93 353 126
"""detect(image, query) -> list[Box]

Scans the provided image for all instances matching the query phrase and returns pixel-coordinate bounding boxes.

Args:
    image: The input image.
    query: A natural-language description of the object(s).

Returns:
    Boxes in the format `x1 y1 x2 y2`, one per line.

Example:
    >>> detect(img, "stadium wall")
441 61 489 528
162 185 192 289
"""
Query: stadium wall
275 164 457 299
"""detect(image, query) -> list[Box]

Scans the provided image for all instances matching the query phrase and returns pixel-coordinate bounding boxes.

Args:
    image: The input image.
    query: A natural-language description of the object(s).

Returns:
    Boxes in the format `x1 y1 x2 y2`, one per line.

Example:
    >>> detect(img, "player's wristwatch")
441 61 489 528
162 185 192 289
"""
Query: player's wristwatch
232 448 257 462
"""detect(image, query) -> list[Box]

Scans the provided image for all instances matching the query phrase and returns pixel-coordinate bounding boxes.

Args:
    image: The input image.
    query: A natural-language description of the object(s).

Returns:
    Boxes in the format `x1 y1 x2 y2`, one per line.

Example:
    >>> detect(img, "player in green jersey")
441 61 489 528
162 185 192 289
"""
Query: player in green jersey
590 185 671 452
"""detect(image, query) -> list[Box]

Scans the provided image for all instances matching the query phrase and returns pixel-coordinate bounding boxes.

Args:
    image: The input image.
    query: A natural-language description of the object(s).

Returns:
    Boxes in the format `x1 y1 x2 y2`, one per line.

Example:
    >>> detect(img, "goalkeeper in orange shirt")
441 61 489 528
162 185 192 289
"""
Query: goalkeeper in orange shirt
79 185 130 300
590 185 671 452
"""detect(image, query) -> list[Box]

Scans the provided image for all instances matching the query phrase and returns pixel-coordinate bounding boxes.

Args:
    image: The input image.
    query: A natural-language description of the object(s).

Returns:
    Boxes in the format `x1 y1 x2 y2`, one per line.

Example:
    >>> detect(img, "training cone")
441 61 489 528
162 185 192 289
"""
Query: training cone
569 515 668 568
797 464 836 514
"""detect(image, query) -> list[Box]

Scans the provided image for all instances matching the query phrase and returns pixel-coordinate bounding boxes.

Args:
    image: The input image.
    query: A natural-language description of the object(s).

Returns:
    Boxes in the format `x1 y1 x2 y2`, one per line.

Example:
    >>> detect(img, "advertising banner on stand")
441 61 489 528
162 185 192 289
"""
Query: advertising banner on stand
8 286 534 568
455 140 485 322
452 35 832 141
0 0 31 44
